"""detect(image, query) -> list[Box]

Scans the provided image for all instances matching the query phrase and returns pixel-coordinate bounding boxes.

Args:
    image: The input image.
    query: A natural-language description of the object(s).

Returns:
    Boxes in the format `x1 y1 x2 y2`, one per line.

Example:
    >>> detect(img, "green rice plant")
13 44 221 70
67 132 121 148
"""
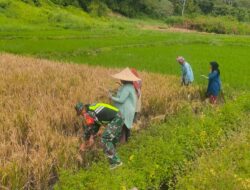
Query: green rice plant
0 0 10 9
1 2 250 90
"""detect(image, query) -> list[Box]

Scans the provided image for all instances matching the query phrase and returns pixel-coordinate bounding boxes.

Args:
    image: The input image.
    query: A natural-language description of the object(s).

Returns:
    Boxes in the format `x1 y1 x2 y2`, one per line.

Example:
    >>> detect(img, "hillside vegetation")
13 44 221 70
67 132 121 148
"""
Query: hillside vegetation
1 0 250 34
12 0 250 20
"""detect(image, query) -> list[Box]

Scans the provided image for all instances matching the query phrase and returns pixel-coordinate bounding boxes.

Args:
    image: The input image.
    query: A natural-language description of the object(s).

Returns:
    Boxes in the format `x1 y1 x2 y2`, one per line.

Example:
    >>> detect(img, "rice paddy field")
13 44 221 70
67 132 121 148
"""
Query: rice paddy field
0 1 250 190
2 28 250 89
1 1 250 90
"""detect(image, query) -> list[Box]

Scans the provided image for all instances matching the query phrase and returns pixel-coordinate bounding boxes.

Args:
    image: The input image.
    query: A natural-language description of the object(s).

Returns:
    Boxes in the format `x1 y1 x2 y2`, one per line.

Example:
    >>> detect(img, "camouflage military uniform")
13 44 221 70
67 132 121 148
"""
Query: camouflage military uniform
101 113 123 164
82 103 124 164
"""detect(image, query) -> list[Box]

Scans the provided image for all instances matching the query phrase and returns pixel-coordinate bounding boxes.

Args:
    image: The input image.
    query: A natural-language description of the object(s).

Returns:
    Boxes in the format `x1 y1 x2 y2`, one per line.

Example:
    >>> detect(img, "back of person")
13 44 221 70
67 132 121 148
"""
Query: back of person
111 67 141 143
130 68 142 117
183 62 194 83
207 71 221 96
87 103 119 123
75 102 124 169
113 83 137 129
206 61 221 104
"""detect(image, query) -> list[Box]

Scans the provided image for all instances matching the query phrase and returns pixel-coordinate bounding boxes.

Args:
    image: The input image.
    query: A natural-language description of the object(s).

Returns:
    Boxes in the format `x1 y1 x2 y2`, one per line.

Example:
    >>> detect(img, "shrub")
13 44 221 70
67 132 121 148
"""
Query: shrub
212 5 250 22
21 0 41 6
165 16 185 26
88 0 109 17
0 0 10 9
49 0 80 7
142 0 174 18
198 0 214 14
165 16 250 35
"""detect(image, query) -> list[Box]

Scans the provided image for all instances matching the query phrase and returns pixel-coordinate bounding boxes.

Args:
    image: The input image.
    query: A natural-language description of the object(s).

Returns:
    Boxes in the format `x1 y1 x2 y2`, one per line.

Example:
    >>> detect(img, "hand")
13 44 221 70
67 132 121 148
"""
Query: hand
88 136 94 147
108 91 113 99
79 143 86 152
96 127 104 137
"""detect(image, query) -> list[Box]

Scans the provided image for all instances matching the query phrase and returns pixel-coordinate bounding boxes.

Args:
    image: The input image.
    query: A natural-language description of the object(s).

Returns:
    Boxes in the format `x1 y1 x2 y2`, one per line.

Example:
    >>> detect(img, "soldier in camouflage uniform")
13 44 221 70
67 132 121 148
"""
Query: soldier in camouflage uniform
75 102 124 169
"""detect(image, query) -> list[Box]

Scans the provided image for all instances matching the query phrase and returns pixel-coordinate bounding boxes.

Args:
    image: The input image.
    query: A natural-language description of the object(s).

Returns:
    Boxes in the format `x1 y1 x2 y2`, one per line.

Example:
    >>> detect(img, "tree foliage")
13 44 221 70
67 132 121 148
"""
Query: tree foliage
20 0 250 21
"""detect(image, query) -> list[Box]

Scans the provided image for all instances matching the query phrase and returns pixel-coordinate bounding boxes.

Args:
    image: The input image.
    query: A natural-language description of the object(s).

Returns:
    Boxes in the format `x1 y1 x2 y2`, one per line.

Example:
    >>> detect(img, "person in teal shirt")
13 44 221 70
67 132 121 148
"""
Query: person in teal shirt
110 68 141 143
176 56 194 86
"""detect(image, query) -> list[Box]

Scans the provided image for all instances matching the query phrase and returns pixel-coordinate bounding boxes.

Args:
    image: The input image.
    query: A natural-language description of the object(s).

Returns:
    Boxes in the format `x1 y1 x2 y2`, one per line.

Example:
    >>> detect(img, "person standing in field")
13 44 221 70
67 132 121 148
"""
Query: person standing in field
75 102 124 169
110 68 140 143
206 61 221 104
130 68 142 123
176 56 194 86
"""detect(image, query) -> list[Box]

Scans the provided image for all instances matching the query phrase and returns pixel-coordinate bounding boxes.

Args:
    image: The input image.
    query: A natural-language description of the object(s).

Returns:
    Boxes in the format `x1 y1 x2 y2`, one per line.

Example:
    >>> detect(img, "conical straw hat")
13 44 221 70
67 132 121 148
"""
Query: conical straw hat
111 67 141 82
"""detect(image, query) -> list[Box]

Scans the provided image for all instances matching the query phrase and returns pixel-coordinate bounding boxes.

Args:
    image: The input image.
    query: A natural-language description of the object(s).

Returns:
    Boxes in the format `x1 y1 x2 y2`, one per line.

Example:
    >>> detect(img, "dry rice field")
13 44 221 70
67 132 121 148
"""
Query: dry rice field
0 53 201 189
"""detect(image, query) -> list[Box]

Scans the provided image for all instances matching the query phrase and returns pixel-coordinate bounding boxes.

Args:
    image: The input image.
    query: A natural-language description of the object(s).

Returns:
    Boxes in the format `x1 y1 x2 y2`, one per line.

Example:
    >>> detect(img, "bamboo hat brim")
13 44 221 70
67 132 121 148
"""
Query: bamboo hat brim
111 67 141 82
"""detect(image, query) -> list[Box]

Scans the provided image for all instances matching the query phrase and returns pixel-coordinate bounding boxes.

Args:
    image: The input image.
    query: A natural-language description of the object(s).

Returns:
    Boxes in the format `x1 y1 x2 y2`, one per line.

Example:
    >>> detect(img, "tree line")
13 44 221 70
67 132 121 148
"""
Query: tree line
23 0 250 21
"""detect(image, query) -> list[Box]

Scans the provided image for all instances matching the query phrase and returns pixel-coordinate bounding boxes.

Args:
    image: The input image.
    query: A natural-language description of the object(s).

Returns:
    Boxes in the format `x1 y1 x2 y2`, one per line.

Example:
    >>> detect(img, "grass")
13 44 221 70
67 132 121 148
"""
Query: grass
2 29 250 90
176 120 250 190
55 93 250 190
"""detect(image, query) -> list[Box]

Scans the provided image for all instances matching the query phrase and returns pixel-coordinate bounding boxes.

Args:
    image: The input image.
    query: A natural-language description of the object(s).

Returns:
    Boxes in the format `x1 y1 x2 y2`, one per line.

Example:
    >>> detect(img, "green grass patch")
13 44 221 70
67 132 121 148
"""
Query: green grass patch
166 16 250 35
1 28 250 90
55 94 250 190
176 121 250 190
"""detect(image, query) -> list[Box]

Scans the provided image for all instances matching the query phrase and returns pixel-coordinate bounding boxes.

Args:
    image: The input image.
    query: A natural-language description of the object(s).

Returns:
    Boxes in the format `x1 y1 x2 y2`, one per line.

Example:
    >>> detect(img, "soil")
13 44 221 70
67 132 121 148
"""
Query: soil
139 24 211 34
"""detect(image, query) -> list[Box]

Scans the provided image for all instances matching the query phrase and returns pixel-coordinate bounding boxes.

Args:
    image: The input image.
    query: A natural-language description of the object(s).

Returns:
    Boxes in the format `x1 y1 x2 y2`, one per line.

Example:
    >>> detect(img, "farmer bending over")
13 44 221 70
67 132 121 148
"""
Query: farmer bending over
176 56 194 86
75 102 124 169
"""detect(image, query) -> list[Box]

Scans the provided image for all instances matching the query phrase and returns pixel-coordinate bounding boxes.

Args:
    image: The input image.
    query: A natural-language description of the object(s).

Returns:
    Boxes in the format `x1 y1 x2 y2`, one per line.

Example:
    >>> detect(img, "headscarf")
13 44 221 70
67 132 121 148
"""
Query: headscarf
130 68 142 98
210 61 220 75
176 56 185 63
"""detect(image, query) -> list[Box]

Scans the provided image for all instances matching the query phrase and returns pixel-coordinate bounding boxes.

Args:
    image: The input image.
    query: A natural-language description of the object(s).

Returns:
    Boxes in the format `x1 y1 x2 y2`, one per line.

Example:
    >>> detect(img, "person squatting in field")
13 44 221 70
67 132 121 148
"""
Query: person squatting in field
110 68 141 143
176 56 194 86
75 102 124 169
206 61 221 104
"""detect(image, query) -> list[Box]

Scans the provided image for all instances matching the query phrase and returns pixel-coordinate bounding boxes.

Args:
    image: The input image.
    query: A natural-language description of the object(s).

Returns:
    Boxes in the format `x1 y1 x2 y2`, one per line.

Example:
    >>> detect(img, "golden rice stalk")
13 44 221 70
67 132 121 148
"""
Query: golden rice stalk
0 53 201 189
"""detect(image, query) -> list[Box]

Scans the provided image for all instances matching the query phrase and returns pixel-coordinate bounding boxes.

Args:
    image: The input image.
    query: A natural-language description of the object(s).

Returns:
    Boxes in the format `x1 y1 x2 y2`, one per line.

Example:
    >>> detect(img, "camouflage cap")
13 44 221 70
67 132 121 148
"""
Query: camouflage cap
75 102 84 115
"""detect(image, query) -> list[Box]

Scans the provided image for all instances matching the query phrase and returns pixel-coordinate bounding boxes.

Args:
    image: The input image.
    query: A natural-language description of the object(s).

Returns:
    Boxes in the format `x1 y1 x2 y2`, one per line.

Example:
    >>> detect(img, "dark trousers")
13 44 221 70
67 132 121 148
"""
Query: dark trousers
119 125 130 143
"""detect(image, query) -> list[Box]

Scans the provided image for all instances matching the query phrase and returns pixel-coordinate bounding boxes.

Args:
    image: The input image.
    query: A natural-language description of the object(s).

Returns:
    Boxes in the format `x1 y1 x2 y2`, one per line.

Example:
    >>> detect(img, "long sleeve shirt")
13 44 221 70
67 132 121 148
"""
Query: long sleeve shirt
207 71 221 96
181 62 194 84
111 84 137 129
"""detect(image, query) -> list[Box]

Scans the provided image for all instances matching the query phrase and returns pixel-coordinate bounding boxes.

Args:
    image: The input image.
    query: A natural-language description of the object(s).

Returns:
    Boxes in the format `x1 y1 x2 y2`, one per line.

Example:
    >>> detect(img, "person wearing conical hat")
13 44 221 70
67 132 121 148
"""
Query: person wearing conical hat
109 68 141 143
130 68 142 123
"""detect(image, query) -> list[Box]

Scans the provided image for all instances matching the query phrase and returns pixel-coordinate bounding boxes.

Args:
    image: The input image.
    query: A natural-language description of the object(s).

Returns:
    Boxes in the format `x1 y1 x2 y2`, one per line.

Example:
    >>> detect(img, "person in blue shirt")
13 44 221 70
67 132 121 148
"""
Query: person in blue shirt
176 56 194 86
206 61 221 104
